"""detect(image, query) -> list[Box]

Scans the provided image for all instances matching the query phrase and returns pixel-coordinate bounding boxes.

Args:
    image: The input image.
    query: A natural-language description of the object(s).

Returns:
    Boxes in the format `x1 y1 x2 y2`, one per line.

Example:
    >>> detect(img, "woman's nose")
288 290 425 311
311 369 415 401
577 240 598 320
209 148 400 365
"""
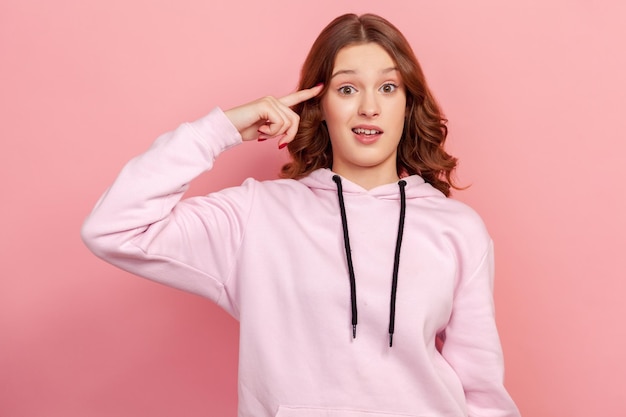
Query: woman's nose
358 90 380 118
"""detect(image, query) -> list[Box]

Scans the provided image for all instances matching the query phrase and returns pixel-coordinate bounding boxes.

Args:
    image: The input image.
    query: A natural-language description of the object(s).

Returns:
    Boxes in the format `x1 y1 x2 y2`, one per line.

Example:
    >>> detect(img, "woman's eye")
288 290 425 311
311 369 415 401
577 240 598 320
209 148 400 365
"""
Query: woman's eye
338 86 356 95
380 83 398 93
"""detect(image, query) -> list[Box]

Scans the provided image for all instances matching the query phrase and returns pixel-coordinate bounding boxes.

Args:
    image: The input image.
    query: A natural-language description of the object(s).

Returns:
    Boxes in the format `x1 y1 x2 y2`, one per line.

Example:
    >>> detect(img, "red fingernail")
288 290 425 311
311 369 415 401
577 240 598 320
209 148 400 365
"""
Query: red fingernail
278 143 288 150
315 83 323 88
258 137 267 142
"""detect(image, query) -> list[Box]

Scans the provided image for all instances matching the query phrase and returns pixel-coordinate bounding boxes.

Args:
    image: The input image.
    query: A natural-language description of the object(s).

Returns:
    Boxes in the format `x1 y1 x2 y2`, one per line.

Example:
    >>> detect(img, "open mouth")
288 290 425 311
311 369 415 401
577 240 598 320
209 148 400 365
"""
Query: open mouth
352 128 382 136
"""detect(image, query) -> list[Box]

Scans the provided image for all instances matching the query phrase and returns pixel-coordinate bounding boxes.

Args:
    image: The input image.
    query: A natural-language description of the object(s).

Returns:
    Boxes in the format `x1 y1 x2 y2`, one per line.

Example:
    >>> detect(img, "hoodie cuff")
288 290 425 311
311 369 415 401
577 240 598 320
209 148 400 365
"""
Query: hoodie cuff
186 107 243 156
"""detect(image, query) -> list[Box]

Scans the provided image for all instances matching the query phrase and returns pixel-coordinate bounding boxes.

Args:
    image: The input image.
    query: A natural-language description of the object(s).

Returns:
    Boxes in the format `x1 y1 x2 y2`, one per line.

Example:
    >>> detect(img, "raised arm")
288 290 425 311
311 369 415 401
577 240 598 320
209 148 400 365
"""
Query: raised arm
81 85 323 313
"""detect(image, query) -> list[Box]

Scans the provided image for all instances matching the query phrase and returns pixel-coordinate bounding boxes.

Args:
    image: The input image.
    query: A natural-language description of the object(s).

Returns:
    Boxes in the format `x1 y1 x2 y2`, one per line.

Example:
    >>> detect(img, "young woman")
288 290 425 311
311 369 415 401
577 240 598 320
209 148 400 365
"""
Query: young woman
82 13 520 417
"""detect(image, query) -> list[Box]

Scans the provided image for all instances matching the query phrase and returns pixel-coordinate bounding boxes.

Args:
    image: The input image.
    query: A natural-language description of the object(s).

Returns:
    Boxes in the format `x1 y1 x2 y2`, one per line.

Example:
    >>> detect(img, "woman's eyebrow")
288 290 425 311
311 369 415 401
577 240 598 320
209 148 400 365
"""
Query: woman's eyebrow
330 69 356 78
331 67 399 79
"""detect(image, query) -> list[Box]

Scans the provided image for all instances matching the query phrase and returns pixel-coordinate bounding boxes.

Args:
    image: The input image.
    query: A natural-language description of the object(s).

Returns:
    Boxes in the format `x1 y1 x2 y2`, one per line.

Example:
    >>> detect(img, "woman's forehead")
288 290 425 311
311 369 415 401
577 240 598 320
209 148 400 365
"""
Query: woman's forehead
332 43 396 74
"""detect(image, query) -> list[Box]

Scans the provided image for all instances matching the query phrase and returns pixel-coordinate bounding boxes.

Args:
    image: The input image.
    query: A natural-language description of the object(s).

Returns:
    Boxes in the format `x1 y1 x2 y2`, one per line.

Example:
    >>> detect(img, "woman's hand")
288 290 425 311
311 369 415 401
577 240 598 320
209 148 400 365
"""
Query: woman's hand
224 84 323 148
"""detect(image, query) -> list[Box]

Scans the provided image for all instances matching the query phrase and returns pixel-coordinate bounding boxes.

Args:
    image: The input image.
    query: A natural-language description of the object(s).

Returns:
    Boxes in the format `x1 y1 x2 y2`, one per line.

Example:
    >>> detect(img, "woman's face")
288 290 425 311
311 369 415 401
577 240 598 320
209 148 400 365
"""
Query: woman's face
321 42 406 188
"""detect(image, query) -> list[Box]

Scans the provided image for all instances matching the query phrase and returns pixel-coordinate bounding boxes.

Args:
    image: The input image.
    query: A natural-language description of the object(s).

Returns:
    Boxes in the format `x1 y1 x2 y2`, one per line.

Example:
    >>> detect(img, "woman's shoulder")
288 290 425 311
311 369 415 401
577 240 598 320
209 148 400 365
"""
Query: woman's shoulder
408 185 491 245
438 195 486 223
405 178 487 228
203 176 312 206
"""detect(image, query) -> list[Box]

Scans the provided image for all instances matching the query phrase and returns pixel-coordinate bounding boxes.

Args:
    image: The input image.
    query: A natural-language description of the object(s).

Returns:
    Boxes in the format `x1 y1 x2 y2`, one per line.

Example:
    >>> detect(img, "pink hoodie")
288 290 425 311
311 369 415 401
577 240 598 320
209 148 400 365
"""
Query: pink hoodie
82 108 520 417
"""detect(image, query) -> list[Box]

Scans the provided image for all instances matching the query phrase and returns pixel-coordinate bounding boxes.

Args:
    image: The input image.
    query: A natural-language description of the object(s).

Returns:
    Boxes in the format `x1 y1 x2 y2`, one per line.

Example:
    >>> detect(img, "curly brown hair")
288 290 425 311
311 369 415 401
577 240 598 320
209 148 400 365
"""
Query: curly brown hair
281 13 460 196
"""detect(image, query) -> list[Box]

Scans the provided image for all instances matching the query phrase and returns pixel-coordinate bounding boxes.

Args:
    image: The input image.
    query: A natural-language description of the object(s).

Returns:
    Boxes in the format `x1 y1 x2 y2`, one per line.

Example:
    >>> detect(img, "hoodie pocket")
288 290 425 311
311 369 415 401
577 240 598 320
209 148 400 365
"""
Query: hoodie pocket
275 406 418 417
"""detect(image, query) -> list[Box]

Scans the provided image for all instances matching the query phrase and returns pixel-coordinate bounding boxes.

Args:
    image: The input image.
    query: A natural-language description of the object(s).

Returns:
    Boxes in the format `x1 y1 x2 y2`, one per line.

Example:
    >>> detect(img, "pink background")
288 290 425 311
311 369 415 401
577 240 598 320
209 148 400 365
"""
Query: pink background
1 0 625 416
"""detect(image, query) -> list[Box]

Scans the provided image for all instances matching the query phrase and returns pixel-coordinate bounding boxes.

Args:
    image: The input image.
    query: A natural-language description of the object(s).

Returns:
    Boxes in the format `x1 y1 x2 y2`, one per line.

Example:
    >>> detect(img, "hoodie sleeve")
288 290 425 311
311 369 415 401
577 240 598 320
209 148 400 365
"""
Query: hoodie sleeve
442 240 521 417
81 108 248 316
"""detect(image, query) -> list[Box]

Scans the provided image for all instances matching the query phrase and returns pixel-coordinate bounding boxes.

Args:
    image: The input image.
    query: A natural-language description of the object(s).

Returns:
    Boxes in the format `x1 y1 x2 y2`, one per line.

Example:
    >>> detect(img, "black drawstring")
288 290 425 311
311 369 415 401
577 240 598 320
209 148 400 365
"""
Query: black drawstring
332 175 408 346
332 175 358 338
389 179 407 347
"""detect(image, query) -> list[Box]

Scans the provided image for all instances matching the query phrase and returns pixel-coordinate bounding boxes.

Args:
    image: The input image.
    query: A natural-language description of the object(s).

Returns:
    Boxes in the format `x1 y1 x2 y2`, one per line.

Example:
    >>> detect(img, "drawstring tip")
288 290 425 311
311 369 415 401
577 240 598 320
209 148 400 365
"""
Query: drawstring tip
352 325 357 339
389 333 394 347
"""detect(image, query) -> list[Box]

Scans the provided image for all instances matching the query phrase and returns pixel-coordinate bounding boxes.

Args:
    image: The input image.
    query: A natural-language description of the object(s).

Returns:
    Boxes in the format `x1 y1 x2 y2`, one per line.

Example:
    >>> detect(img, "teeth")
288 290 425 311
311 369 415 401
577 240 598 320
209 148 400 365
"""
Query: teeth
353 128 381 135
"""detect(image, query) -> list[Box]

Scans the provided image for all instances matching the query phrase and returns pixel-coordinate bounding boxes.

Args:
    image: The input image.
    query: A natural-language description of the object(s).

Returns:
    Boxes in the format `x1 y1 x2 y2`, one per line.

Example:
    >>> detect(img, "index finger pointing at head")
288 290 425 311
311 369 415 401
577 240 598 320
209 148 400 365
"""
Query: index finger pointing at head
279 84 324 107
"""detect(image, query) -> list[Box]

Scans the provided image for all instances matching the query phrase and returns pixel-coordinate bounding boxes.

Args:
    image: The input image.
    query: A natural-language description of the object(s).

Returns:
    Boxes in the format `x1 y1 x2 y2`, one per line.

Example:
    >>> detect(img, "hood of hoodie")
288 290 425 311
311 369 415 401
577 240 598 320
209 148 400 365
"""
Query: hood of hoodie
299 168 445 200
